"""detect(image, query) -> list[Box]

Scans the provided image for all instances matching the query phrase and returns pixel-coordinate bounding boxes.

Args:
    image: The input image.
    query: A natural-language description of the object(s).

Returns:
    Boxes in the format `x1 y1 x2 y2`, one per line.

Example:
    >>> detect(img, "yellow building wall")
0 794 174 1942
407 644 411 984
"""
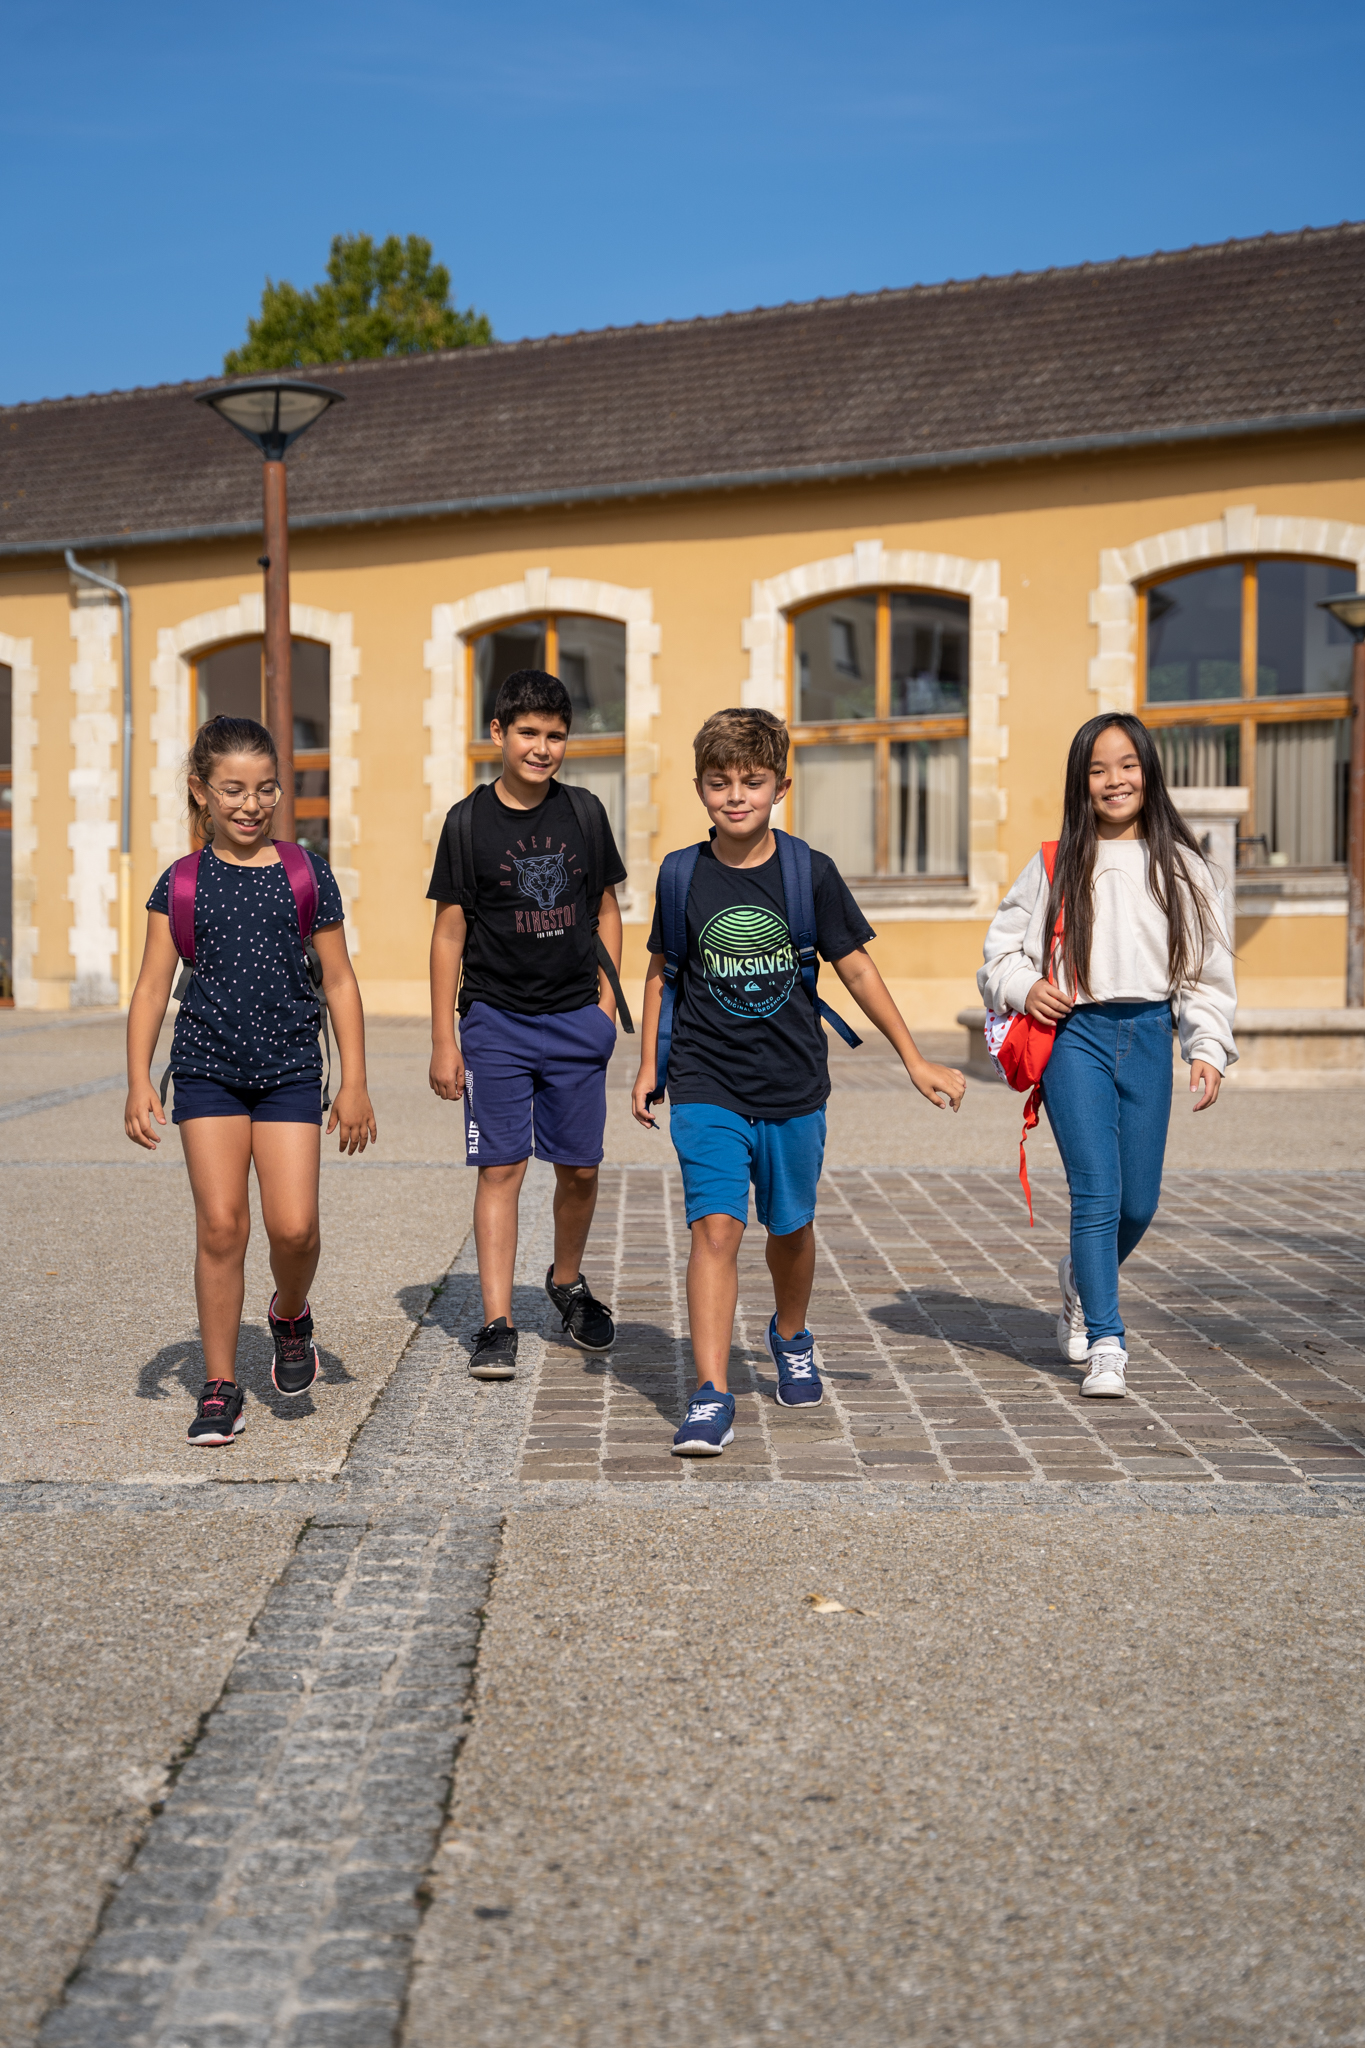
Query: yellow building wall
0 426 1360 1021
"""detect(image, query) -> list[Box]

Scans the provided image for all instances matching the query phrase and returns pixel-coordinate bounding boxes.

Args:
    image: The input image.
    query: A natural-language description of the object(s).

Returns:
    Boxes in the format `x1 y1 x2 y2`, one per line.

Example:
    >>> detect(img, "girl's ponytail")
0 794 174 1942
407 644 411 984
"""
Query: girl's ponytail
187 716 277 845
1047 713 1218 998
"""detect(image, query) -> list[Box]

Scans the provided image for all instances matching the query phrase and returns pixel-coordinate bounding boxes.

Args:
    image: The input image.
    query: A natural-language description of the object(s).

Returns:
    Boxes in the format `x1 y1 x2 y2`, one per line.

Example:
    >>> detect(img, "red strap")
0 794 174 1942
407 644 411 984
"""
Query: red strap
1019 1083 1043 1225
167 851 201 963
274 840 319 947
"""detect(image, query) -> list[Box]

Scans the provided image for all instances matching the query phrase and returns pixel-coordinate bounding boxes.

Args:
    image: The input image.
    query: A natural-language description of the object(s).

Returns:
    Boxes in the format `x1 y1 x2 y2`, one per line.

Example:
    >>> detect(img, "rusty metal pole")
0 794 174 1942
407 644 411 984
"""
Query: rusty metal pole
262 459 295 844
1349 631 1365 1007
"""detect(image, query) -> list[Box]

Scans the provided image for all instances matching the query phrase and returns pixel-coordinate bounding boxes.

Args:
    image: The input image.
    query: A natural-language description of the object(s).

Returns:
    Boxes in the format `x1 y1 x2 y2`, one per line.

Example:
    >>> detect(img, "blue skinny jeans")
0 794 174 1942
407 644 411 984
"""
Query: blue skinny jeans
1039 1000 1173 1345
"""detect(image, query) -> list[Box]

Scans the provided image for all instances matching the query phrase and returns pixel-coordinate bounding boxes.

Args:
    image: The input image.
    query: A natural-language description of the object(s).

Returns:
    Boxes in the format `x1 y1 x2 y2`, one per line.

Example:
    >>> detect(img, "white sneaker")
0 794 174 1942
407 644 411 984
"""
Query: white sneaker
1056 1255 1089 1363
1081 1342 1128 1398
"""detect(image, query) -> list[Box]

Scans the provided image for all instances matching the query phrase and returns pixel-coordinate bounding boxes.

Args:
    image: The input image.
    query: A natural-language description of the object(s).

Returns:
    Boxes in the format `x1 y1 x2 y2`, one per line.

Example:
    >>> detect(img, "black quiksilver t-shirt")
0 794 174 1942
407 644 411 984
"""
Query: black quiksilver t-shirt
427 781 627 1017
647 841 874 1120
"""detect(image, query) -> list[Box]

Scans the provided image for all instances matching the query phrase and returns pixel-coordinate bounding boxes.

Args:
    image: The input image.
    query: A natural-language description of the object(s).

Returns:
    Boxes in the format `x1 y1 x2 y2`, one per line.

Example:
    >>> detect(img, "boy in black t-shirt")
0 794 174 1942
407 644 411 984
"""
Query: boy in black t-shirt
429 670 628 1378
631 708 965 1455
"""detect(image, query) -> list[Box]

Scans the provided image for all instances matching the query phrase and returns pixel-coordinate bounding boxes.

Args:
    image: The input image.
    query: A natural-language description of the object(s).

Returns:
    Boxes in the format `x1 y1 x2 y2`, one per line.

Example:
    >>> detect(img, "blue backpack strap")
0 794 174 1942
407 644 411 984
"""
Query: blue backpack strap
774 830 861 1049
645 842 702 1108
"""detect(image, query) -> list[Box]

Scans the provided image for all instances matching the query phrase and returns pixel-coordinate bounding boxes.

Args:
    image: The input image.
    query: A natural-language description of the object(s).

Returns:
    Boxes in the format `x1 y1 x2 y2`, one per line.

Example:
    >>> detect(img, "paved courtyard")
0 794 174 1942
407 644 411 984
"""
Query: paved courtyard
3 1011 1365 2046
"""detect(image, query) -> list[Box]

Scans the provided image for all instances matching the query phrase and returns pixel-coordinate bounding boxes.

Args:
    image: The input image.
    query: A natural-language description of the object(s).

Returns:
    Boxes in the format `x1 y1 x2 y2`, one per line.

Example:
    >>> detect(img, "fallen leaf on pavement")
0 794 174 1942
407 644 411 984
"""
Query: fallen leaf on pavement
806 1592 880 1618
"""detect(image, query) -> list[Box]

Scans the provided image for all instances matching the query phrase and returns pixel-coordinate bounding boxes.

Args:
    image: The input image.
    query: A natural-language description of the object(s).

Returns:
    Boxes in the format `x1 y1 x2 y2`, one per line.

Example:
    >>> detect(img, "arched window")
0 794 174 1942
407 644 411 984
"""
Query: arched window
787 589 969 878
1139 558 1355 867
192 637 331 858
466 613 626 846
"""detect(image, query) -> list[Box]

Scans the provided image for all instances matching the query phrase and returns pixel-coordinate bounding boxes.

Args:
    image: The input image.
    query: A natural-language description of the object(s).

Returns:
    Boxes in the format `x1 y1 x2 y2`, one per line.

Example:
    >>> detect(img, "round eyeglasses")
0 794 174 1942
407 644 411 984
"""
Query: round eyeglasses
206 781 283 807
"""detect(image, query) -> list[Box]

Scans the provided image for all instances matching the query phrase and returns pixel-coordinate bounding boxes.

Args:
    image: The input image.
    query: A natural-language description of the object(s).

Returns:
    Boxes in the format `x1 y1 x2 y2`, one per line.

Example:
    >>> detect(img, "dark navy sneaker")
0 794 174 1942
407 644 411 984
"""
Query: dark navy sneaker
544 1267 616 1352
767 1315 823 1407
671 1383 736 1457
469 1318 519 1380
268 1294 320 1396
188 1380 246 1445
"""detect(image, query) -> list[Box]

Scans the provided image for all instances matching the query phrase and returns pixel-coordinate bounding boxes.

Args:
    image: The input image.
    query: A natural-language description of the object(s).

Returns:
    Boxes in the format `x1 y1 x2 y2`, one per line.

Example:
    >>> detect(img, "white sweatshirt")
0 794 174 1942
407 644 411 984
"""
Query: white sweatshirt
978 841 1238 1073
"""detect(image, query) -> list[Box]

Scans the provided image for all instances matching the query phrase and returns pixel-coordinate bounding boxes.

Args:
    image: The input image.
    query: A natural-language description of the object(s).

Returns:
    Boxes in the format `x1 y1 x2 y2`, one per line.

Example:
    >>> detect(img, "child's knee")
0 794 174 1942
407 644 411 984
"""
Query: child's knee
477 1160 527 1192
554 1163 598 1194
198 1208 249 1261
271 1216 320 1262
692 1215 744 1259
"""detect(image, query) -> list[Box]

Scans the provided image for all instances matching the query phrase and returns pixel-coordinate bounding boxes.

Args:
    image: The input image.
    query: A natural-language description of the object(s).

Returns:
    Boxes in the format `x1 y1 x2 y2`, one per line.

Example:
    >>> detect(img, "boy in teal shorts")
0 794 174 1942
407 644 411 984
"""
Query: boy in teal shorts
630 708 965 1455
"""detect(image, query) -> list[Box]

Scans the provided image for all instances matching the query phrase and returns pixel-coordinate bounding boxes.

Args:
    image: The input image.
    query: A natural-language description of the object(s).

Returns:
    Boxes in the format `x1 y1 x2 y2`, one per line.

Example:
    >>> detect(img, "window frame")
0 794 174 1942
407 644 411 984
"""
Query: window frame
785 586 970 879
1135 554 1353 865
190 635 331 851
465 611 627 772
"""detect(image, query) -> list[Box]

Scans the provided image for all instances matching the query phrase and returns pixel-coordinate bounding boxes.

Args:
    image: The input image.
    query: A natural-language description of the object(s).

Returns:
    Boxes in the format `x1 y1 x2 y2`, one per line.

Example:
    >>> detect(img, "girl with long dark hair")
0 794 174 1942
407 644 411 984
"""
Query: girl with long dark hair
125 715 376 1445
979 713 1236 1398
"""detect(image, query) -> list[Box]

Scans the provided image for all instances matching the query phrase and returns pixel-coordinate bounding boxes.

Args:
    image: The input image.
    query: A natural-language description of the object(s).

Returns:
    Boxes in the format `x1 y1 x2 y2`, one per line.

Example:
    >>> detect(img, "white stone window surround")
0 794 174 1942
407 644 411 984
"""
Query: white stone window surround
1 629 39 1008
149 597 362 950
1088 504 1365 714
424 569 661 922
741 538 1009 918
67 569 121 1005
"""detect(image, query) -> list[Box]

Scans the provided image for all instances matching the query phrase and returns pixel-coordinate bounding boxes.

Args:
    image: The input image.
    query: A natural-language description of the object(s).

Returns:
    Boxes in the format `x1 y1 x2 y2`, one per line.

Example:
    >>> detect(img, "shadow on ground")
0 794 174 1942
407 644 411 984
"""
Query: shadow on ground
137 1330 353 1421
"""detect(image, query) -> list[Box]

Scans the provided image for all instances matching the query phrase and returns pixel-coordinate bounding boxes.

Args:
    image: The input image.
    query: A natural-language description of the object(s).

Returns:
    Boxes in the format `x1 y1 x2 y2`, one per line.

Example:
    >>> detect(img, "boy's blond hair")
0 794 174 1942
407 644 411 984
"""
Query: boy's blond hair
693 707 789 781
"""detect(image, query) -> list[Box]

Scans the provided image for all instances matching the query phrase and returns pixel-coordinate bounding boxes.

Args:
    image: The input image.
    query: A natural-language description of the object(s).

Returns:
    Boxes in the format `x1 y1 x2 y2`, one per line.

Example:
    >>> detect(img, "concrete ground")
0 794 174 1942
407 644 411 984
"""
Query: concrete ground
3 1006 1364 2046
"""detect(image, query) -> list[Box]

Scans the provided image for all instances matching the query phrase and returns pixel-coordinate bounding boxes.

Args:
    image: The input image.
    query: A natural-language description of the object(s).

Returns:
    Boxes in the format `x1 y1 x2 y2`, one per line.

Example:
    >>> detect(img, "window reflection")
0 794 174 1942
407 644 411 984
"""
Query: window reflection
794 744 875 873
474 622 548 736
1256 562 1355 697
1146 565 1243 703
555 617 626 735
195 638 330 752
891 738 968 875
795 595 877 722
1256 720 1350 865
890 594 968 716
1156 725 1241 788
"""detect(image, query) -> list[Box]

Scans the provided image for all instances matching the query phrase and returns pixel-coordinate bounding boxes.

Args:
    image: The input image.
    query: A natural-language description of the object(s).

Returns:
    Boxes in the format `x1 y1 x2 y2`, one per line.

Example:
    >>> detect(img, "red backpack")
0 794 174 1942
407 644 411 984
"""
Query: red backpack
982 840 1062 1223
160 840 331 1106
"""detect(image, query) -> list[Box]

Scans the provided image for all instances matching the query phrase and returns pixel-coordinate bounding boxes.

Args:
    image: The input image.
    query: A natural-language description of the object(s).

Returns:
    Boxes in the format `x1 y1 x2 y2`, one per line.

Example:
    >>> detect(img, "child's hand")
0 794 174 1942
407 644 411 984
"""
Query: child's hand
429 1043 466 1101
1189 1060 1222 1112
124 1081 166 1150
1024 978 1073 1025
908 1060 966 1113
328 1085 377 1155
630 1069 659 1130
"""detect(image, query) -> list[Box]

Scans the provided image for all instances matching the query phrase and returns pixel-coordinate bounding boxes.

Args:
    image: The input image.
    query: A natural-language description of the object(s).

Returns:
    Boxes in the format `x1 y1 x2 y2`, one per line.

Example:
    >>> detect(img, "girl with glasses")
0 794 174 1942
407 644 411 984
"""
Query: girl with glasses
125 714 376 1445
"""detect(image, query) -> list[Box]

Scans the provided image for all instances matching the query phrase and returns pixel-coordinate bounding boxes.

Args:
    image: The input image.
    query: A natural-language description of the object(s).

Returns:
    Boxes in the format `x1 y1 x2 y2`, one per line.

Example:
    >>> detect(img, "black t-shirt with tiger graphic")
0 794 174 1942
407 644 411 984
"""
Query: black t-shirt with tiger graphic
427 780 627 1017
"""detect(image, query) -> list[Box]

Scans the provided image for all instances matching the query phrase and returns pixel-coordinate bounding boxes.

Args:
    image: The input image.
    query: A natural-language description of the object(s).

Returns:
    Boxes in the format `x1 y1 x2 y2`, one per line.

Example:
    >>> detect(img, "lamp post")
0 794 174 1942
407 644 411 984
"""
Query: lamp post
1320 592 1365 1007
196 380 342 842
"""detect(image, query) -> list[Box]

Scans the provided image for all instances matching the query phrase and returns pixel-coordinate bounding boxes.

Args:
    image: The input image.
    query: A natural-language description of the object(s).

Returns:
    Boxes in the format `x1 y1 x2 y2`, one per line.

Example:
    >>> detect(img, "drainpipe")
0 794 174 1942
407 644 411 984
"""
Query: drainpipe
65 550 133 1008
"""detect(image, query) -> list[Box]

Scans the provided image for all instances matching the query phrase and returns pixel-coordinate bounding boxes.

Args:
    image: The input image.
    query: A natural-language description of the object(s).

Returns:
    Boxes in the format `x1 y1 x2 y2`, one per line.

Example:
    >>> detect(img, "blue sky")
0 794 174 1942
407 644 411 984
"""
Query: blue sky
3 0 1362 406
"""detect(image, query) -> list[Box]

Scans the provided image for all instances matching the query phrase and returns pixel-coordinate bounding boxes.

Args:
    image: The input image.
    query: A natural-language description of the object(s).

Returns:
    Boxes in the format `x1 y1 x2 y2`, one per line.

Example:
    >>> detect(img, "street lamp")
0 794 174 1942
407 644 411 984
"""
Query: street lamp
1320 591 1365 1007
196 379 342 842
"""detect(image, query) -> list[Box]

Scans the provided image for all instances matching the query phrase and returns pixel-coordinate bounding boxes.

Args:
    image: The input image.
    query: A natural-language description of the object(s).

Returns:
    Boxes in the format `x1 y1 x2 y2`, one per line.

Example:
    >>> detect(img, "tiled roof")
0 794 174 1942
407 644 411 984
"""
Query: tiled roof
3 224 1364 554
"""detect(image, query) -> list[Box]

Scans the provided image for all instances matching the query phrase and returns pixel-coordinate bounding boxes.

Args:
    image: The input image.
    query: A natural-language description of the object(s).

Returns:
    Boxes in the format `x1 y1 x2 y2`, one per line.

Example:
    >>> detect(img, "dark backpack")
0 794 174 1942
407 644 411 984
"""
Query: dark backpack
159 839 333 1107
444 779 634 1032
645 829 860 1108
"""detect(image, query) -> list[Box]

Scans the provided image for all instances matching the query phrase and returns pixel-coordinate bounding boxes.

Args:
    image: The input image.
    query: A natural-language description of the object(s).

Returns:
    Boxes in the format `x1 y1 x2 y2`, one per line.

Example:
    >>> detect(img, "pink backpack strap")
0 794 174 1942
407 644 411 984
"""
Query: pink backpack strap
274 840 320 946
167 852 202 963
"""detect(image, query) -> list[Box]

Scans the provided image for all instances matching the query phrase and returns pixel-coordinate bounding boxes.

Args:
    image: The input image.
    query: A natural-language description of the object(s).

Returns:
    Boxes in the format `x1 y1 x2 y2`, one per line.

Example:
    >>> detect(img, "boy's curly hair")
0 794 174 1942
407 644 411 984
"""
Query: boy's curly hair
693 707 789 780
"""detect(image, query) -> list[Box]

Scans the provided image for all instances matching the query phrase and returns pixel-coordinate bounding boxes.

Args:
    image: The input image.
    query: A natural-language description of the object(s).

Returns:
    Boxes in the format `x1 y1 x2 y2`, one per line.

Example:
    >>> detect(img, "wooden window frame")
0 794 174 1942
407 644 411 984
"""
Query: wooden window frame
1136 555 1352 862
190 638 331 846
785 587 970 879
465 613 627 772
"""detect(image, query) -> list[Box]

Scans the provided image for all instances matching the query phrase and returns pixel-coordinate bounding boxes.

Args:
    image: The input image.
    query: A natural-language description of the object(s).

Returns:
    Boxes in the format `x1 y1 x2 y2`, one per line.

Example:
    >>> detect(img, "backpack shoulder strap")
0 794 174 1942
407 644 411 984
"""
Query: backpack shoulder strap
1041 839 1059 883
167 851 202 964
645 842 703 1108
559 780 604 910
274 840 320 944
773 830 861 1050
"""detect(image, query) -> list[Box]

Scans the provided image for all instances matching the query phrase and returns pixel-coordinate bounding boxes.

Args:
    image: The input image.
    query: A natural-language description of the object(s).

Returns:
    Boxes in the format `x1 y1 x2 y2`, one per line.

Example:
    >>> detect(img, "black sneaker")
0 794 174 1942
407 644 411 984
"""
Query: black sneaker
188 1380 245 1445
268 1293 320 1396
469 1318 519 1380
544 1267 616 1352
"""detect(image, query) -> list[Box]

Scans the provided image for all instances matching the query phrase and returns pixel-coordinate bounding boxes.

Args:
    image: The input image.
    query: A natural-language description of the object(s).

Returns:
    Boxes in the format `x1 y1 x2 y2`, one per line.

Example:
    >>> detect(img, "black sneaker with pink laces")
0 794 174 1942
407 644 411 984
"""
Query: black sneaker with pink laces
268 1294 320 1396
188 1380 246 1445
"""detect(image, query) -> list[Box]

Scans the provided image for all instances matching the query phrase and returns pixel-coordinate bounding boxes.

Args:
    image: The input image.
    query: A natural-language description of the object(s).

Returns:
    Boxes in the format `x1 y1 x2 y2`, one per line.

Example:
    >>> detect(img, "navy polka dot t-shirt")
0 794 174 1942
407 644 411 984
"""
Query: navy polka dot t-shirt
147 848 345 1087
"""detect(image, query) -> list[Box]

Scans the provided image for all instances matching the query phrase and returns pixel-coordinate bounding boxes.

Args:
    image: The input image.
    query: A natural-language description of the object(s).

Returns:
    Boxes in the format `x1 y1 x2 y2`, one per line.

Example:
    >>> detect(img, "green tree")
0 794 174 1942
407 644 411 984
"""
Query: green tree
224 234 493 372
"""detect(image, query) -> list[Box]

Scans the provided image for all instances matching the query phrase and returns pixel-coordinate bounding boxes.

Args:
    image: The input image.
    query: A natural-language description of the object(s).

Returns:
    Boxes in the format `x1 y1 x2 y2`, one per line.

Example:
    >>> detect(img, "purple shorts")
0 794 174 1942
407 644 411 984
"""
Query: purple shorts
459 999 617 1167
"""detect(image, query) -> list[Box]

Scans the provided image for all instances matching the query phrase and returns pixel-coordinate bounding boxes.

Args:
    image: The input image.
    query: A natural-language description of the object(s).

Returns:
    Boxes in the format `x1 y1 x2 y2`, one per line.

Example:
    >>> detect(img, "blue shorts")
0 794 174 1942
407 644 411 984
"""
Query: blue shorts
669 1102 826 1237
171 1075 323 1125
459 999 616 1167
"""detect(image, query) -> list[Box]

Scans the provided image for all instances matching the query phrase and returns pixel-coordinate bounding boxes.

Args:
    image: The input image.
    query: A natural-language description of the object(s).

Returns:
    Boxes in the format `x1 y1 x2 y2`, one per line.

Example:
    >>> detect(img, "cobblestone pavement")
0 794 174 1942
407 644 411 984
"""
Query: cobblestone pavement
523 1165 1365 1489
8 1007 1365 2045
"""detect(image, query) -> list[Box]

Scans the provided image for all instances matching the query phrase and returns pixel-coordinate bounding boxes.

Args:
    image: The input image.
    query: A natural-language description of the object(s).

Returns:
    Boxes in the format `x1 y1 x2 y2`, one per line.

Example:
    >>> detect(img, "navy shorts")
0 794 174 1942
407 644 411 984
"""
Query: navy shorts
669 1102 826 1236
459 999 616 1167
171 1075 323 1126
